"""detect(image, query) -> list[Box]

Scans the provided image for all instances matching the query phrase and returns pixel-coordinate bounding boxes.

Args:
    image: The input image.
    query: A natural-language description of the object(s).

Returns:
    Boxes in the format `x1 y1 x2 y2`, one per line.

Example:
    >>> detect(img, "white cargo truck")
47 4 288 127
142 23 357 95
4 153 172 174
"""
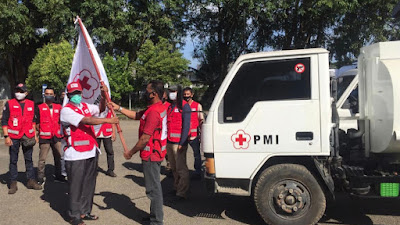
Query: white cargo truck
201 41 400 225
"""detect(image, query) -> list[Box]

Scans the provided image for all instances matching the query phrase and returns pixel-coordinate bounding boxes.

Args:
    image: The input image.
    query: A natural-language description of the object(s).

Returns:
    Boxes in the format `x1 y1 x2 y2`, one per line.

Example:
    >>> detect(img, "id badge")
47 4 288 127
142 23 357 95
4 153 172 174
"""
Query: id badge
13 118 18 127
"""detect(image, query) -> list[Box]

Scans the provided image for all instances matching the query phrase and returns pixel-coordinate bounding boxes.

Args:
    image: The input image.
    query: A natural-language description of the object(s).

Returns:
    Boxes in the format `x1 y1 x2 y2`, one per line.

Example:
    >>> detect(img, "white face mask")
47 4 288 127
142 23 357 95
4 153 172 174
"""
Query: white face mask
15 93 26 100
169 92 177 101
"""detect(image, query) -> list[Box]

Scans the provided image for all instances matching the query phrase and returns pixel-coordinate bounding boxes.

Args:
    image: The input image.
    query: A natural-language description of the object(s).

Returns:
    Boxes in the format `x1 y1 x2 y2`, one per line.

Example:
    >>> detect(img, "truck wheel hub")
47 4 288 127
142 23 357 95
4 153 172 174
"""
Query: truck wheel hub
272 180 310 215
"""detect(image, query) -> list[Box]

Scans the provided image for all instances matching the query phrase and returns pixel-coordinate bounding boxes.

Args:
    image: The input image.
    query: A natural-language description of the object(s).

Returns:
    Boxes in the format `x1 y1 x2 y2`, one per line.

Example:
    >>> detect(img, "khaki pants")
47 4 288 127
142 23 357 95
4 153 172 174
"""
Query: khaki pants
37 142 62 179
167 143 189 198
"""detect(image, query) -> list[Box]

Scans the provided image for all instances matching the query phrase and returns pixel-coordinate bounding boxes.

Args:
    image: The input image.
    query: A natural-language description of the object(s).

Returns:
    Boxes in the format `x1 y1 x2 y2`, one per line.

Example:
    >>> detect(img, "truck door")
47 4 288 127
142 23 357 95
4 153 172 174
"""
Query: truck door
214 56 323 178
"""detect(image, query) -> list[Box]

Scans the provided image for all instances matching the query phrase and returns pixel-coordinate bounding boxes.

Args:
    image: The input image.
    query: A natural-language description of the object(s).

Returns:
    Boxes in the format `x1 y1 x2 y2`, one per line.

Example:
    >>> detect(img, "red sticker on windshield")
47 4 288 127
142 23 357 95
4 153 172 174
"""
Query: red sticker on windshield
295 63 305 73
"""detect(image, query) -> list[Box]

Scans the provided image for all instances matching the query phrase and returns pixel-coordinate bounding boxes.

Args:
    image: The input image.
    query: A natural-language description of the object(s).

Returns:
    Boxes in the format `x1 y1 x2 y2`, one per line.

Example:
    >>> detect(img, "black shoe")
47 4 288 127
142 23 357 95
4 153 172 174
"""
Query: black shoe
37 177 45 185
81 213 98 220
142 216 150 222
55 175 67 183
106 171 117 177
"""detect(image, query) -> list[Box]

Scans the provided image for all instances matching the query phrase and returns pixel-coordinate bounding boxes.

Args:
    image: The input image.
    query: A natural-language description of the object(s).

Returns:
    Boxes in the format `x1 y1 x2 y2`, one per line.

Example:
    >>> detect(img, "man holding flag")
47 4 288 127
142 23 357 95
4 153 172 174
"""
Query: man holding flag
61 81 118 225
61 16 123 225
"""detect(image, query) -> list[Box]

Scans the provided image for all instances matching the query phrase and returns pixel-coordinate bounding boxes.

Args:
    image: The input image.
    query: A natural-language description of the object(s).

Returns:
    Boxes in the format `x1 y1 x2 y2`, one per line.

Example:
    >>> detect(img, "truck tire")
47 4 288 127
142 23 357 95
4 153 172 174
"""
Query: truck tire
254 164 326 225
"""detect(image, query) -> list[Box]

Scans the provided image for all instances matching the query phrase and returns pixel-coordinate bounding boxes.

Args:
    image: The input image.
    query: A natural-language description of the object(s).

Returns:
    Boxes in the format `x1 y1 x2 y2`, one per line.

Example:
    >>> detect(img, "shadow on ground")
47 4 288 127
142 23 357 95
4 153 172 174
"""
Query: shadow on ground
0 168 39 188
321 192 400 225
39 165 69 222
122 161 265 225
94 191 148 224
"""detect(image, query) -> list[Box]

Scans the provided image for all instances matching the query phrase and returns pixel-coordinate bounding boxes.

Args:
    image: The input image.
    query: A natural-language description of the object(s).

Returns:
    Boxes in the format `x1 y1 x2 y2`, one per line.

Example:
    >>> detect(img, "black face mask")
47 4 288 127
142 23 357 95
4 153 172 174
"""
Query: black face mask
45 96 55 103
183 96 191 101
142 91 154 102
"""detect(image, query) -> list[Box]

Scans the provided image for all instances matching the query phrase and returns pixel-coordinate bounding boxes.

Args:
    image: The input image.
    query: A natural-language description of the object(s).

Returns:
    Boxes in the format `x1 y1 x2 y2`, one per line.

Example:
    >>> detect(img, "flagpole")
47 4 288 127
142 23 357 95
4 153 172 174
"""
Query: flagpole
76 16 129 154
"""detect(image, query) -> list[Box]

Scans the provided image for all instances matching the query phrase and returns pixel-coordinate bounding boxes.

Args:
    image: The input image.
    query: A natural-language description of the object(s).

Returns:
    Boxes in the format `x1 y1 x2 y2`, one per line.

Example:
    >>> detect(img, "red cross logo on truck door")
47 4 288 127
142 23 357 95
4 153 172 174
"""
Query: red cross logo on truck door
231 130 251 149
73 69 100 99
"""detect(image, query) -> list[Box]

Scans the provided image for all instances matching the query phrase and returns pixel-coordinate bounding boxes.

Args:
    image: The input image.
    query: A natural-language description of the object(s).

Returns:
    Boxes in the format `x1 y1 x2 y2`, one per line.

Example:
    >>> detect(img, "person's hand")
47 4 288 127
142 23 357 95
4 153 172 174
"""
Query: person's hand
111 132 116 142
4 137 12 146
35 136 39 144
109 117 119 124
100 85 109 94
124 150 132 160
108 102 119 111
178 145 182 151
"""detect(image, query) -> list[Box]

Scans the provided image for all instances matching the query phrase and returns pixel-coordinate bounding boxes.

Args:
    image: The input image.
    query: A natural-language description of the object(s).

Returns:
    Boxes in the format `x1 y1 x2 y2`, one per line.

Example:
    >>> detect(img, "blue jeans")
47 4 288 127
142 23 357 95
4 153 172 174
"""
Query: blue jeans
9 138 35 181
189 137 202 175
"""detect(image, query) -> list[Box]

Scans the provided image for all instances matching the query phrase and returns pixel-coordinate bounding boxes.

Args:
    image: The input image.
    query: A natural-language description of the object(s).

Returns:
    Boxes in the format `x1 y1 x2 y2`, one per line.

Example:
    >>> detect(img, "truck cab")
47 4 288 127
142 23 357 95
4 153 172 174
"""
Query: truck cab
202 41 400 225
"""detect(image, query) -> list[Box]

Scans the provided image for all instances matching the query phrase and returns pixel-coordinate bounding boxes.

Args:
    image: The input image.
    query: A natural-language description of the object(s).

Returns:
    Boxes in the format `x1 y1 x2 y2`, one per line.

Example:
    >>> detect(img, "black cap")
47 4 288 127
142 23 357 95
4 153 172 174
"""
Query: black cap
15 83 27 92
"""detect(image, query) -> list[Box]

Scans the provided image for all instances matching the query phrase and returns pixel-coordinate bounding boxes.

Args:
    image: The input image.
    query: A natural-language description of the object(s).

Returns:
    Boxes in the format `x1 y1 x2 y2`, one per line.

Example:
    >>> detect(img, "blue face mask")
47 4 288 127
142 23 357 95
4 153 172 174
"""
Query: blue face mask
70 94 82 104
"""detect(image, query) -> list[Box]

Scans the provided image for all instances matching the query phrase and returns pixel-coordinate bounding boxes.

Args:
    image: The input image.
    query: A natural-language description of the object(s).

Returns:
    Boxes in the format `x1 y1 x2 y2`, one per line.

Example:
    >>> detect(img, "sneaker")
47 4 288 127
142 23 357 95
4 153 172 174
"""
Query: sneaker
106 171 117 177
37 177 45 185
8 181 18 194
27 179 42 190
54 175 67 183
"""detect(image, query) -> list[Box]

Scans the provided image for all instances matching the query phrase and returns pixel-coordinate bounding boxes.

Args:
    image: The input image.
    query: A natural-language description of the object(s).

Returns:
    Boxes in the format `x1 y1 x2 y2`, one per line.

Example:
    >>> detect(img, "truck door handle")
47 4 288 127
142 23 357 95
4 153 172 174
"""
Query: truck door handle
296 132 313 141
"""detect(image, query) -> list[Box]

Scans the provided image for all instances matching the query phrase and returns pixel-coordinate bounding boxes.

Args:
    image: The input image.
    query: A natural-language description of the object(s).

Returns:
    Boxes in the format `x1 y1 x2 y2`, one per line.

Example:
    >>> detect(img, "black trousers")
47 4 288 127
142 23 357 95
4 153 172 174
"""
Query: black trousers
65 155 98 221
96 137 115 172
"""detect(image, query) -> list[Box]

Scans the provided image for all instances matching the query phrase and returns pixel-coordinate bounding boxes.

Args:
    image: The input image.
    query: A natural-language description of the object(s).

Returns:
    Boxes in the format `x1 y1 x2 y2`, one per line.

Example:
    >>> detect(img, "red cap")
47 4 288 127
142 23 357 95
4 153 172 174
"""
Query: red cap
67 82 82 93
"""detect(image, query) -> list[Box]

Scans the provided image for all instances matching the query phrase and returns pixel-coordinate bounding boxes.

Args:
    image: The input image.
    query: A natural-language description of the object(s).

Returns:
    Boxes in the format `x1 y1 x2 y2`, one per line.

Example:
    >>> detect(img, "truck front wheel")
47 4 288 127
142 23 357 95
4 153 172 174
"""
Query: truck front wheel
254 164 326 225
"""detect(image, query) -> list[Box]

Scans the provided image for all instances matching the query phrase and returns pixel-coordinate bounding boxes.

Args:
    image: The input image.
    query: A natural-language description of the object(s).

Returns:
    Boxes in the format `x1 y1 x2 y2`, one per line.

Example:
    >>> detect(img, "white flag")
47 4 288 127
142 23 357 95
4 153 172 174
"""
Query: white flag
64 18 111 107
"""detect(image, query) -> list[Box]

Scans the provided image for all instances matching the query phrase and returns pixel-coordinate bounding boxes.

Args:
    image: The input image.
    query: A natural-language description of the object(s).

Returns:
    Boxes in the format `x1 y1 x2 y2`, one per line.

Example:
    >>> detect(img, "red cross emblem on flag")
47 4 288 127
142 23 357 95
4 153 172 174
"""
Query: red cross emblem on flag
231 130 251 149
73 69 100 99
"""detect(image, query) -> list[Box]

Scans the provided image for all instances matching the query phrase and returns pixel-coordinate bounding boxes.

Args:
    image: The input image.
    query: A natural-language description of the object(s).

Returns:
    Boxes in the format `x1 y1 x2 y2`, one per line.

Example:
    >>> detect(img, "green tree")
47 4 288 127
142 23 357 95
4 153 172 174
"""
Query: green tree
103 53 134 101
134 37 190 88
0 0 189 91
78 0 189 60
330 0 398 66
26 40 74 94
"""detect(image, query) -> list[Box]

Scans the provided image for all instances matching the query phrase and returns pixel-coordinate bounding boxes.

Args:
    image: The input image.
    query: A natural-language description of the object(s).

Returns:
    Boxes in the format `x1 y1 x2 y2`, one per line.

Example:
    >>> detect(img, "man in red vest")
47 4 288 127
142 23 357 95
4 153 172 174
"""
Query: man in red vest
60 82 118 225
36 87 66 185
183 87 204 179
2 83 42 194
94 109 117 177
109 80 167 225
166 85 191 200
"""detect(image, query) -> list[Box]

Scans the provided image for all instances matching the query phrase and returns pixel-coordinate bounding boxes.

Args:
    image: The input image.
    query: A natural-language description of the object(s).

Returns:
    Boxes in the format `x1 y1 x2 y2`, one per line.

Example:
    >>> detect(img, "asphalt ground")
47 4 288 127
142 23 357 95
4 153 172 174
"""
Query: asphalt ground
0 120 400 225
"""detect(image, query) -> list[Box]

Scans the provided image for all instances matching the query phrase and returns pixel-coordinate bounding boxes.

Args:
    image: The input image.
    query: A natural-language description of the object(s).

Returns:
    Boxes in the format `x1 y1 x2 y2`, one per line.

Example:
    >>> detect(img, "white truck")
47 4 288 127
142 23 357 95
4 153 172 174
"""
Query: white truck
201 41 400 225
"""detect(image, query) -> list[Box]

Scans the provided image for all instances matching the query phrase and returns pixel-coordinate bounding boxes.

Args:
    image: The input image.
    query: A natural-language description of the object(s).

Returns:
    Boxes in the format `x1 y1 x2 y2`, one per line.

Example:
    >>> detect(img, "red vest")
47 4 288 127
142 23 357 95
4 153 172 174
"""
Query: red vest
139 102 167 161
188 101 200 138
96 110 113 137
167 101 188 143
38 103 62 139
7 99 35 139
63 103 98 152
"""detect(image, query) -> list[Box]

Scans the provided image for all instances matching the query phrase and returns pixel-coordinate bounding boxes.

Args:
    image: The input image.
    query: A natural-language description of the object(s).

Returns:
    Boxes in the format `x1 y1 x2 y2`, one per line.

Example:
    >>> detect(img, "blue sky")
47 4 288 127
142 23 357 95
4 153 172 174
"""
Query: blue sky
181 35 200 68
